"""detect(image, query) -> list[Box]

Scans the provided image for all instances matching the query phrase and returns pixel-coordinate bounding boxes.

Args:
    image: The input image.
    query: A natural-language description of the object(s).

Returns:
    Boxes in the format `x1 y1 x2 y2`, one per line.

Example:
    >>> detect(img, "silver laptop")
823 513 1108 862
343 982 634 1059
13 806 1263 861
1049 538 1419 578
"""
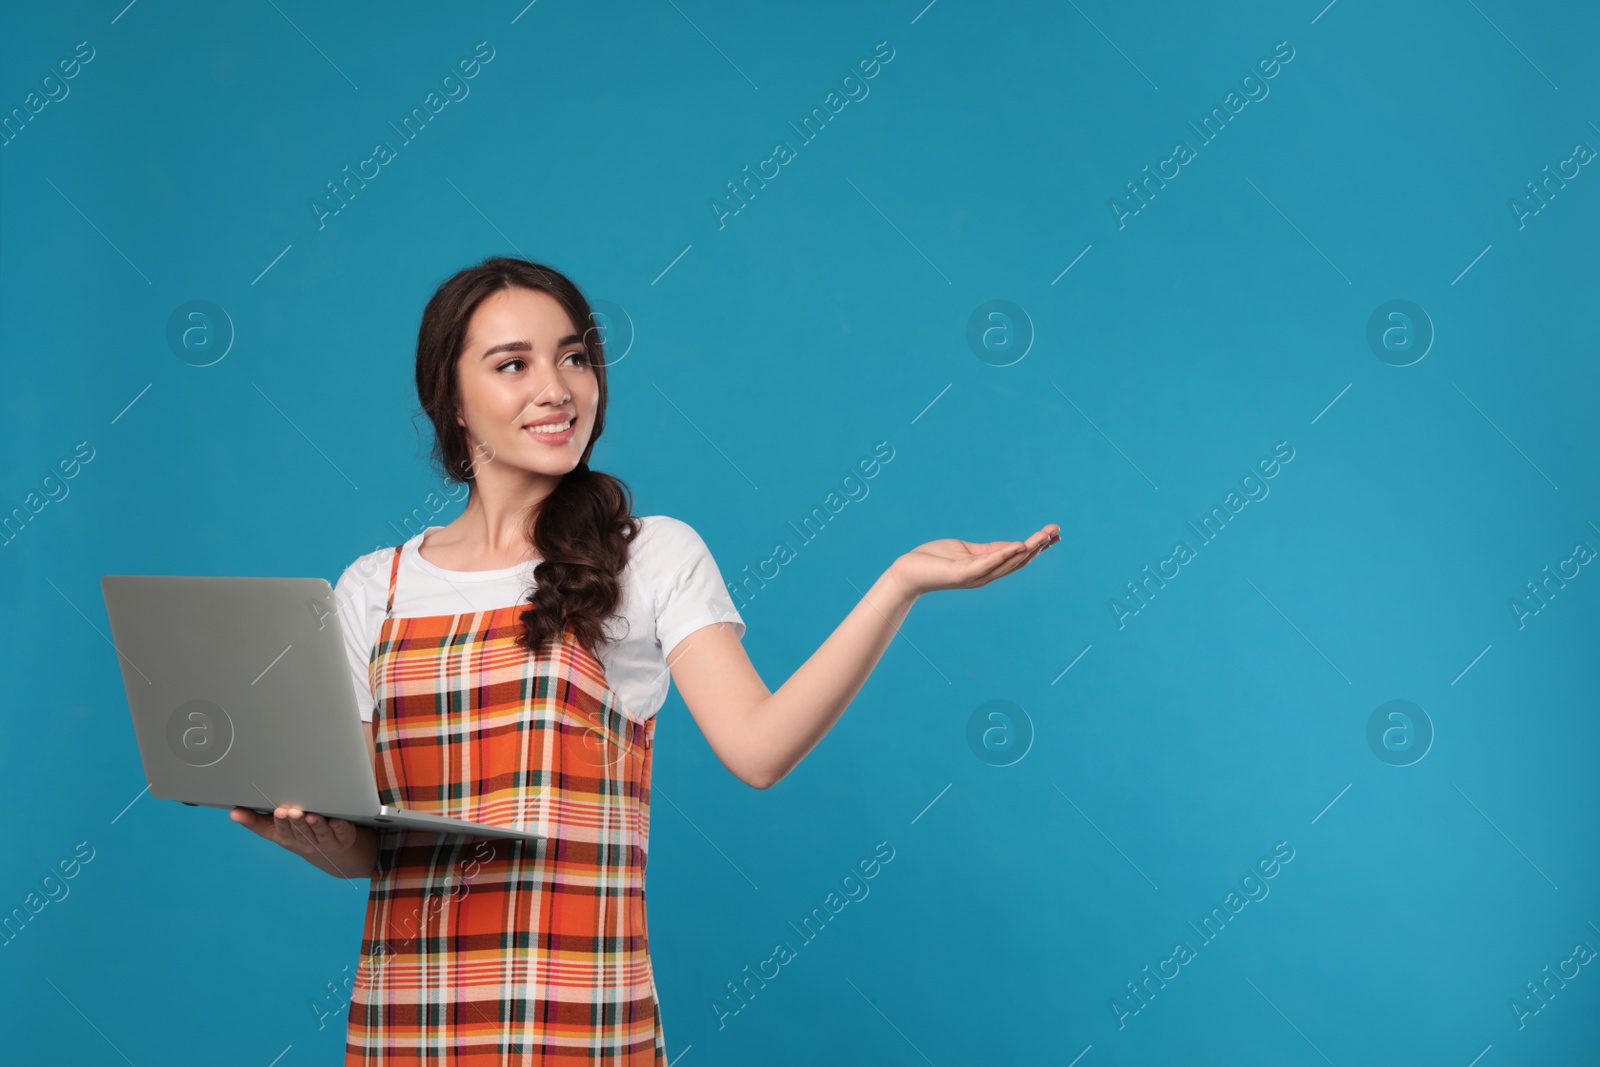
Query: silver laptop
101 573 541 842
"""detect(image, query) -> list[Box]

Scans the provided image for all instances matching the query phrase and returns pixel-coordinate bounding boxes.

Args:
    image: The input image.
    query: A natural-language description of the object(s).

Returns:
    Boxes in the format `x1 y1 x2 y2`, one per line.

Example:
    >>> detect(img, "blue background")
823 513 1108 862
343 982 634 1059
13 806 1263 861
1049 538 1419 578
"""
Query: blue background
3 1 1597 1064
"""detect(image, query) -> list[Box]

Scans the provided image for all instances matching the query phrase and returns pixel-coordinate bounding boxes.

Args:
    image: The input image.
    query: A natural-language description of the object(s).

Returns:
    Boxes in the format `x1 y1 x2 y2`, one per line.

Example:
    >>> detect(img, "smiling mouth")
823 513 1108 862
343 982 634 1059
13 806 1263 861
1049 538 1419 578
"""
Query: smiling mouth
524 418 574 435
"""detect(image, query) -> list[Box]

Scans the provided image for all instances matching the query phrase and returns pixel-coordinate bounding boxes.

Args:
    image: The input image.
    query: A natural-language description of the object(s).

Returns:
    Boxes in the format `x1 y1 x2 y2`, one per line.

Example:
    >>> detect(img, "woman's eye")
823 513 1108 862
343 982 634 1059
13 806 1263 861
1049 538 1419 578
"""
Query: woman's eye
495 352 586 372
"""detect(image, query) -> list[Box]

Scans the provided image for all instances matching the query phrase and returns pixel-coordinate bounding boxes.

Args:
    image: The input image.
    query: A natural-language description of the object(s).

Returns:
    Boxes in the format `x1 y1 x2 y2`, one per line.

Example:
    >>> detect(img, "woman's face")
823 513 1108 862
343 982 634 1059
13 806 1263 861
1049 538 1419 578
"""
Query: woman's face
455 286 598 482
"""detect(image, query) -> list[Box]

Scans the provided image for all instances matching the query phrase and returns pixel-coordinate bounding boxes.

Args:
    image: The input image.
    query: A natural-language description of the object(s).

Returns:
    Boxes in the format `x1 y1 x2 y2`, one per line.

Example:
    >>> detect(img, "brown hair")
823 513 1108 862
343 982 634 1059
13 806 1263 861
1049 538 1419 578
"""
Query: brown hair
414 255 641 657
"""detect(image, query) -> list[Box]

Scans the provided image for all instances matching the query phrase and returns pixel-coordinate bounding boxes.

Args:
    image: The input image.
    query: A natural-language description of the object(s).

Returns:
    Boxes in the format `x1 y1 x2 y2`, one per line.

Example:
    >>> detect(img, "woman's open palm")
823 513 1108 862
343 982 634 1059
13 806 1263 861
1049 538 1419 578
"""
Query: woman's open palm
891 523 1060 596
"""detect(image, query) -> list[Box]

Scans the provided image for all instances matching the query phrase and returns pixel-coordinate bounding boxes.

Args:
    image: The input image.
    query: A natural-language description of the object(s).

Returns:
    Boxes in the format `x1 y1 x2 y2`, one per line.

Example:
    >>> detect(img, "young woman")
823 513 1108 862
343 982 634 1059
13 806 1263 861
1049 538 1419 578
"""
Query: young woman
230 256 1058 1064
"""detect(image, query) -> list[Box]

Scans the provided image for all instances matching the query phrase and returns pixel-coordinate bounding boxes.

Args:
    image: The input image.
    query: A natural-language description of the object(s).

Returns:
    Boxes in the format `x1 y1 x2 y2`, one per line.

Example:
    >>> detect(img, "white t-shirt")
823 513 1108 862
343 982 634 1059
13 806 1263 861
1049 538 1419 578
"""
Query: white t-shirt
333 515 746 724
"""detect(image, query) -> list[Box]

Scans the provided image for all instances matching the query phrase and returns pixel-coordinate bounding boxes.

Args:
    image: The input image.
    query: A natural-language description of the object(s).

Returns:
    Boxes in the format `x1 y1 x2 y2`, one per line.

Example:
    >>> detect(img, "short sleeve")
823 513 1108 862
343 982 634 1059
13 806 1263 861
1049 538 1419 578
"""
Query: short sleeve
649 517 746 658
333 559 381 722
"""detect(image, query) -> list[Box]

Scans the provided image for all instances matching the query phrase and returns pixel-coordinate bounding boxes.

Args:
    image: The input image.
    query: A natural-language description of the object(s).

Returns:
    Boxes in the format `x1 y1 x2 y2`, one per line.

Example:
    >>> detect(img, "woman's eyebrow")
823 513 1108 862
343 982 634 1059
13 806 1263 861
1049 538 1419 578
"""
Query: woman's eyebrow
479 334 584 359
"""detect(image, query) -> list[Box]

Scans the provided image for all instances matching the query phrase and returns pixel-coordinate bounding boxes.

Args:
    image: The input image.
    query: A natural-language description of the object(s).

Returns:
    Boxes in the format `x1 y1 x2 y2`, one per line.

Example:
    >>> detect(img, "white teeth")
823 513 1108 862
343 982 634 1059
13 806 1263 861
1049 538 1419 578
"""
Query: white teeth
526 419 572 435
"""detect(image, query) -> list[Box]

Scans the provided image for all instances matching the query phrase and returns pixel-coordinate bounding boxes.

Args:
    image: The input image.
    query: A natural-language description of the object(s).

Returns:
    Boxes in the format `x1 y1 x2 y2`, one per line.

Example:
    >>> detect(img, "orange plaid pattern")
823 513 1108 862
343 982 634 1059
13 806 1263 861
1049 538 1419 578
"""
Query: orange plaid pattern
344 545 665 1064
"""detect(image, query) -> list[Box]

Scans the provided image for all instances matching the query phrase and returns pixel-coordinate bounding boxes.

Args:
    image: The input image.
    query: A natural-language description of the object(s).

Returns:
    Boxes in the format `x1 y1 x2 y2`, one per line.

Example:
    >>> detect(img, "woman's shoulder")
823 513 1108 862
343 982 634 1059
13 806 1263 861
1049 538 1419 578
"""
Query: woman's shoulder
334 541 404 599
628 514 714 561
632 513 688 539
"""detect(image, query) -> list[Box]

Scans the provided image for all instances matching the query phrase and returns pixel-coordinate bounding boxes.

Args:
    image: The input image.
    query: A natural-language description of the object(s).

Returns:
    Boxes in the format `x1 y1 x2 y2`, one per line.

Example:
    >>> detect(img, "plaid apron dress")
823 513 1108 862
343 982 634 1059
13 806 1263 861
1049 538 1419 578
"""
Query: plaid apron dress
344 545 666 1065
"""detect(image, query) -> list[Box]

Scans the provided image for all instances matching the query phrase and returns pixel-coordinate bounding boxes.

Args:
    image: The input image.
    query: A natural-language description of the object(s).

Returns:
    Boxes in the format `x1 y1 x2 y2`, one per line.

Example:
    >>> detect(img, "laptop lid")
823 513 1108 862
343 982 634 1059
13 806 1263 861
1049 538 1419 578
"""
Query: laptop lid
101 573 385 820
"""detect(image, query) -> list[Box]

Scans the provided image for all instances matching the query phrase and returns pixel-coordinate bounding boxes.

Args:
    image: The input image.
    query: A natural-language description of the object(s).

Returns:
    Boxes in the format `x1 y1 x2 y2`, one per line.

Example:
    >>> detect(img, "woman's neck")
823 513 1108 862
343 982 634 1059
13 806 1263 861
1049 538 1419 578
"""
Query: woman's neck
420 489 549 570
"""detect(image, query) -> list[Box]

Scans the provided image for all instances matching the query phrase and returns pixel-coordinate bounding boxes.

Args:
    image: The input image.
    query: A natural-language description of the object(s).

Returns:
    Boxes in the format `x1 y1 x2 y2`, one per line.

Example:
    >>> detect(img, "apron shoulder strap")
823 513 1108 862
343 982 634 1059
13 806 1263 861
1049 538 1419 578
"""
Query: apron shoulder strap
384 545 403 618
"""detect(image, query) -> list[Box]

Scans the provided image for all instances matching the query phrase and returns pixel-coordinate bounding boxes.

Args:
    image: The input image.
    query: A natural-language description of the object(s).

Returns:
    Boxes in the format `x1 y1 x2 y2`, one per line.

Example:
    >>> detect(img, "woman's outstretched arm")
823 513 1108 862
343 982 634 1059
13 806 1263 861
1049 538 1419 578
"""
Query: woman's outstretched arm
669 523 1059 790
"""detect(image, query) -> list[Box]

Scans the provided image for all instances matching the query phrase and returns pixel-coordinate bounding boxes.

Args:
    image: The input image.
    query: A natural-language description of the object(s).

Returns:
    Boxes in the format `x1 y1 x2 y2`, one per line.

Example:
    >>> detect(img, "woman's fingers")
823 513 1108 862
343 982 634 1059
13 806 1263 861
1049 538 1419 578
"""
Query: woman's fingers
962 545 1025 584
1015 531 1058 570
976 542 1025 568
273 807 299 844
982 528 1058 583
968 540 1021 556
988 546 1039 582
301 813 343 848
963 544 1029 586
230 806 276 839
290 811 319 847
272 806 325 852
233 805 355 855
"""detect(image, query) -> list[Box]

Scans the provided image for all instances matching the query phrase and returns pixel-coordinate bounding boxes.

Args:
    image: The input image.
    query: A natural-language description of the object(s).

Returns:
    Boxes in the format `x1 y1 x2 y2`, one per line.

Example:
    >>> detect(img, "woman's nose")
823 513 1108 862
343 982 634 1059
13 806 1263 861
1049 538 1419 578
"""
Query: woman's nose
525 372 569 406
